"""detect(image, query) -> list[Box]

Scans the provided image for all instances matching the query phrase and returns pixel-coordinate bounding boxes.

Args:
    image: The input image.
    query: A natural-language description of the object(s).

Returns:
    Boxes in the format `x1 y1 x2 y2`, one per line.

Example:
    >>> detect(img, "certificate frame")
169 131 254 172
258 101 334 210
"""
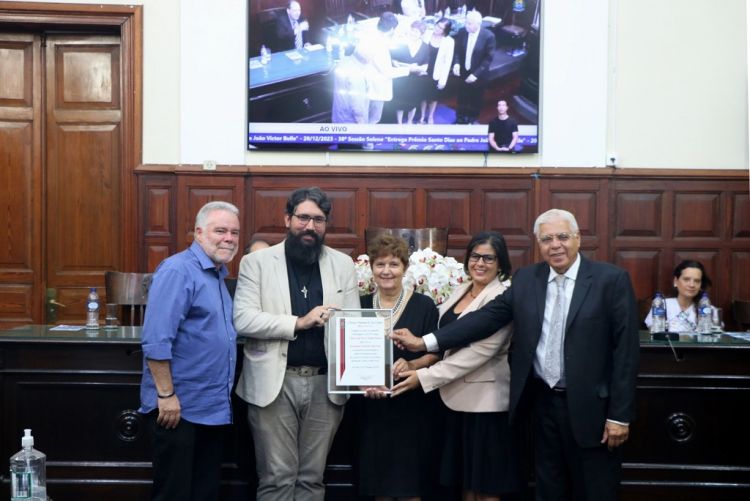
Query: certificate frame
327 308 394 394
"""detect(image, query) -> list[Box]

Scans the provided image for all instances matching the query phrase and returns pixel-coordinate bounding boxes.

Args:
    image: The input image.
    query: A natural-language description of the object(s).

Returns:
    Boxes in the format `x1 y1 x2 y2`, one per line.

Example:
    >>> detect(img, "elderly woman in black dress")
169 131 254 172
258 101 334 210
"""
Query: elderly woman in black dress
357 234 442 501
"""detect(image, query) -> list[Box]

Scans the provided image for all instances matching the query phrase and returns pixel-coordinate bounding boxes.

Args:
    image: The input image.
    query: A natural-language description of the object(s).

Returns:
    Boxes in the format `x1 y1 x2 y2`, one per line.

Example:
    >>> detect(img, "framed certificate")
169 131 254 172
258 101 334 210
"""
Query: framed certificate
327 308 394 394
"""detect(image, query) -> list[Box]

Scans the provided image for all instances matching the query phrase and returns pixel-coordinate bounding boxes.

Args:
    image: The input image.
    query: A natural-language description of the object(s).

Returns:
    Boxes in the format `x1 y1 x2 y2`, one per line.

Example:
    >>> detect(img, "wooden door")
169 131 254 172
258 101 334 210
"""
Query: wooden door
0 33 123 328
0 34 43 327
45 35 123 323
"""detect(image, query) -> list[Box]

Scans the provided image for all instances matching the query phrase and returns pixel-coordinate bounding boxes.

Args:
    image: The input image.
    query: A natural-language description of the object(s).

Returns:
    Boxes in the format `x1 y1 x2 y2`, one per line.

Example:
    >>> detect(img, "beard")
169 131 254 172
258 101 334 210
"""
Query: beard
285 229 324 265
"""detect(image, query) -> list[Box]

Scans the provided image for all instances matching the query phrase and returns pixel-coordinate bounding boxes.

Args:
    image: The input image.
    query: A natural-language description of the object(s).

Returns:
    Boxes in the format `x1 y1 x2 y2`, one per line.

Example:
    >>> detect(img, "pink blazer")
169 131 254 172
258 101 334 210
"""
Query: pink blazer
416 277 512 412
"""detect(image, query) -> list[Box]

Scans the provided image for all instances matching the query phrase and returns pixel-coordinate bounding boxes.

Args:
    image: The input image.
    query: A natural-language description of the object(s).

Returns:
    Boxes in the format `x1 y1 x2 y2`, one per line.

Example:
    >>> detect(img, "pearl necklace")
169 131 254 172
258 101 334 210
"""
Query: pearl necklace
373 287 405 313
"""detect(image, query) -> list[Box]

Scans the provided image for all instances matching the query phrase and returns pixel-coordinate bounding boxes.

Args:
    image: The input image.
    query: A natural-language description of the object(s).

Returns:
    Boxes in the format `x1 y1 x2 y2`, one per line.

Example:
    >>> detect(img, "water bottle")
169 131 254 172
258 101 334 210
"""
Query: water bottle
260 44 270 65
86 287 100 329
346 14 355 32
445 6 451 17
649 292 667 333
697 292 712 334
10 429 47 501
326 35 333 53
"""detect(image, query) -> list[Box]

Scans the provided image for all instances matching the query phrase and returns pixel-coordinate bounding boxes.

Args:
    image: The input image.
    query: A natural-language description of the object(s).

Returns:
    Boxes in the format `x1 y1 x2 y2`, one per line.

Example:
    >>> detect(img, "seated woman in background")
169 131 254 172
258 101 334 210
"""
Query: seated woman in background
391 231 521 501
356 234 443 501
645 260 713 332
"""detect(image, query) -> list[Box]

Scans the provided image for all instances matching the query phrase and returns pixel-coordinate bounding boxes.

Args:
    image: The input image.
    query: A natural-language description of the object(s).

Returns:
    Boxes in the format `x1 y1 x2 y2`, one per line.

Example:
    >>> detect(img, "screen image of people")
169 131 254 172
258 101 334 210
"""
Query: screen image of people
248 0 540 152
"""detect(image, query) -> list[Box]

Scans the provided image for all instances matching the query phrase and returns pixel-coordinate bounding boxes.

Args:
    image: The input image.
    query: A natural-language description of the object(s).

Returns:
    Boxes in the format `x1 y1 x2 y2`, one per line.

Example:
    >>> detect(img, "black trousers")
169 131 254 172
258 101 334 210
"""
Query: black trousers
532 381 622 501
146 411 227 501
455 79 486 123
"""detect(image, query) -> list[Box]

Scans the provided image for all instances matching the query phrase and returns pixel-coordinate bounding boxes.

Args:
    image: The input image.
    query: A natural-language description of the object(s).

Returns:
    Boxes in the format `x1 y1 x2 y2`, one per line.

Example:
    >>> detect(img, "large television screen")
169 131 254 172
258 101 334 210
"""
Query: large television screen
248 0 540 152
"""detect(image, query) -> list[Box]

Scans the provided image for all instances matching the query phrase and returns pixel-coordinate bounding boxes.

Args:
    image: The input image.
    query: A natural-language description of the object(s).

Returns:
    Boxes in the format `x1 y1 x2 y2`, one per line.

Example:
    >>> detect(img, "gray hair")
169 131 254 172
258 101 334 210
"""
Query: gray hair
466 9 482 23
533 209 579 236
195 201 239 232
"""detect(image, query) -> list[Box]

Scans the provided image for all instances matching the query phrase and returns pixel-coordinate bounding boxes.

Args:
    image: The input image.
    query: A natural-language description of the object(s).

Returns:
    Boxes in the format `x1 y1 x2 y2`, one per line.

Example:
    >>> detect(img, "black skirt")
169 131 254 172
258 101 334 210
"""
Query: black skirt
440 409 522 495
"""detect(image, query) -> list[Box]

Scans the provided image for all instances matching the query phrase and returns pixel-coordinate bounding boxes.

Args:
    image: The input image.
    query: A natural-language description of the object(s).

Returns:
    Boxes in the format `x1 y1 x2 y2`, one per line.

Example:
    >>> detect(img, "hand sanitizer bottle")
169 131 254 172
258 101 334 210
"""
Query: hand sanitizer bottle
10 429 47 501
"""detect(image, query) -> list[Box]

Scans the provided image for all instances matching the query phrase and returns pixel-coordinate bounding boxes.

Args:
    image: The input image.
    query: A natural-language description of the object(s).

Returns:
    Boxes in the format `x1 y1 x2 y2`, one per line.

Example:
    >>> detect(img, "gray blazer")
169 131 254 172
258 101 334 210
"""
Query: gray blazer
233 242 360 406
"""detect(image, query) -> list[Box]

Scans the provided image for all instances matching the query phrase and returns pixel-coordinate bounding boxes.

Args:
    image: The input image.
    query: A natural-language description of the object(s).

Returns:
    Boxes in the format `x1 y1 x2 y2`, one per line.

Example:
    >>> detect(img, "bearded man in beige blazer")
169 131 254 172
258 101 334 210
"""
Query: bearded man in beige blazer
233 187 359 501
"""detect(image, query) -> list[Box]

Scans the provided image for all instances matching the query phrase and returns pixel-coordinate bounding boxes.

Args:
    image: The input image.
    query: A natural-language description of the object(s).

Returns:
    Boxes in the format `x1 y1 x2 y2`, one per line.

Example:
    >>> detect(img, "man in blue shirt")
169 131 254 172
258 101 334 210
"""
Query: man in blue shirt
139 201 241 501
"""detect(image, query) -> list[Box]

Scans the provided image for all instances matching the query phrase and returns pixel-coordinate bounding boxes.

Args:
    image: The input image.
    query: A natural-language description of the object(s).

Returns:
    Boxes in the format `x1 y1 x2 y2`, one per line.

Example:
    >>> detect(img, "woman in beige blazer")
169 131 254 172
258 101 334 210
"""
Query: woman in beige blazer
393 231 521 501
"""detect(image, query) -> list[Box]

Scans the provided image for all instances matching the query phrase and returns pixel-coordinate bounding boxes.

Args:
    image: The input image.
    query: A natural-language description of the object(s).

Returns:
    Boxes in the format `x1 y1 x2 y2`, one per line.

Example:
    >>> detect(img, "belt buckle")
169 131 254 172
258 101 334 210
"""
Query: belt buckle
299 366 315 377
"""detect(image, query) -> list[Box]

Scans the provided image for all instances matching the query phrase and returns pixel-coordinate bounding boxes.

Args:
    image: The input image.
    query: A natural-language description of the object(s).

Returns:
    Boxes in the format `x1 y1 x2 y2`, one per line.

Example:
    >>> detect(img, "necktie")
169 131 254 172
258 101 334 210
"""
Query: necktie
293 20 303 50
465 33 476 70
543 275 566 387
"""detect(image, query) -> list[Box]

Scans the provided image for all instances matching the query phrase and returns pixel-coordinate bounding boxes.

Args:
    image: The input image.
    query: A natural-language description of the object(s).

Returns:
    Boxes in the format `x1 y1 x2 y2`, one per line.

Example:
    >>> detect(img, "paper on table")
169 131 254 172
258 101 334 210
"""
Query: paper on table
306 43 324 51
285 51 303 61
50 325 85 331
249 60 263 69
725 331 750 341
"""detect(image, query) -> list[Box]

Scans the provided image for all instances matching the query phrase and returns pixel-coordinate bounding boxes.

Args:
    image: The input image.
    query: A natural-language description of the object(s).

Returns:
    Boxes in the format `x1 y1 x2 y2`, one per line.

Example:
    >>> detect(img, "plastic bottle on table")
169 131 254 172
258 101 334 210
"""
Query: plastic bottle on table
10 429 47 501
649 292 667 334
85 287 100 329
697 292 713 334
260 44 270 64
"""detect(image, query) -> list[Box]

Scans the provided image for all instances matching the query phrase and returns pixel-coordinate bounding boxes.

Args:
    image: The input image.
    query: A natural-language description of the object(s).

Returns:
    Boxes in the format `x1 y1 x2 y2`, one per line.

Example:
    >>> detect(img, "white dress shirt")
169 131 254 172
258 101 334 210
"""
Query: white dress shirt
464 31 478 70
533 254 580 387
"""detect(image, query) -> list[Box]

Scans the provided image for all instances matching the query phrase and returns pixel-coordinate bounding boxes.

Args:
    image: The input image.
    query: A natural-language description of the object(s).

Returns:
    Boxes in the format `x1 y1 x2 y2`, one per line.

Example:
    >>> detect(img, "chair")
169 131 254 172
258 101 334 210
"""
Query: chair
367 0 393 16
257 7 287 52
324 0 367 26
732 300 750 331
105 271 153 326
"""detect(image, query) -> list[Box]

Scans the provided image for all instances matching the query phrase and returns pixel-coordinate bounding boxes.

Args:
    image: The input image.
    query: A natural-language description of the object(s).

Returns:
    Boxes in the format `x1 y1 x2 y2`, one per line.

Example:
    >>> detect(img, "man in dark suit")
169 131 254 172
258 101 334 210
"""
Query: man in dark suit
392 208 640 501
271 0 309 51
451 9 496 124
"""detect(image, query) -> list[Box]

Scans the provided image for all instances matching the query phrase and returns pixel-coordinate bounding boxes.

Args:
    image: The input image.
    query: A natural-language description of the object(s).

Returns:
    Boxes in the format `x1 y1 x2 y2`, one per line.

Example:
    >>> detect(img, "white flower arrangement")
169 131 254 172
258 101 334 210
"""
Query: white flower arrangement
354 247 468 304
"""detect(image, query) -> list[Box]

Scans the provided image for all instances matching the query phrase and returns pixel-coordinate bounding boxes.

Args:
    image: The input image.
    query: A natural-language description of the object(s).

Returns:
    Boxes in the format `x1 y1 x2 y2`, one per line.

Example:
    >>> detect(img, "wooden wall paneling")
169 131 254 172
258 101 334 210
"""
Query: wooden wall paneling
0 34 40 328
611 180 673 301
613 192 664 239
480 181 535 269
366 189 417 230
425 189 472 258
540 177 607 261
730 190 750 239
138 174 176 272
320 188 358 256
673 192 722 240
248 187 293 241
176 175 245 276
731 252 750 301
613 250 661 301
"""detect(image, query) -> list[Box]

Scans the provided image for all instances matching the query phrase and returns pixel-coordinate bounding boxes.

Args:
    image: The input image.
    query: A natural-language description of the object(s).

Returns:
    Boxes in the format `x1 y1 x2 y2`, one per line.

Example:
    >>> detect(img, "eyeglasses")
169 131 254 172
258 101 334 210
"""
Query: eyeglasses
468 252 497 264
538 232 576 245
293 213 327 226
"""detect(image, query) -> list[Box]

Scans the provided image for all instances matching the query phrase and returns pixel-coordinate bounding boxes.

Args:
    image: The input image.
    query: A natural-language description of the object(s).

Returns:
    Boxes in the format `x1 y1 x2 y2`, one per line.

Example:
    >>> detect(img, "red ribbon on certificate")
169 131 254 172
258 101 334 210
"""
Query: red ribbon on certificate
339 318 346 378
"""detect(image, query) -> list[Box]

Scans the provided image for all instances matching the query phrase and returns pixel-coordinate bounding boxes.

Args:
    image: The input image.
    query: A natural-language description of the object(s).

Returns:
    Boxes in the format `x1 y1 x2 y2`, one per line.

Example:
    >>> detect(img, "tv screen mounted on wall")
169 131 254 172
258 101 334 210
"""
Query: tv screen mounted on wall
248 0 540 152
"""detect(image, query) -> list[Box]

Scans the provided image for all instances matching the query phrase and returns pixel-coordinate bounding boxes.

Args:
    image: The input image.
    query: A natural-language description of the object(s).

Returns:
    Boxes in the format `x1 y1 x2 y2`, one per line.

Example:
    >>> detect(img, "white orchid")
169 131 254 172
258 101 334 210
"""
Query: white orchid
354 247 468 304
